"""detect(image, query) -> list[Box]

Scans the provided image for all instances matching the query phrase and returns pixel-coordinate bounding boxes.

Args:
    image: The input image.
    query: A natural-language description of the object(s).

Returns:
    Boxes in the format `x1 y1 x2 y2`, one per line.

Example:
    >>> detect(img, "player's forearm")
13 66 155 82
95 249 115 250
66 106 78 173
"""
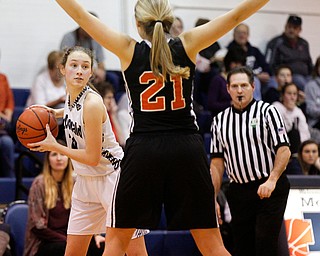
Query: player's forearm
55 144 101 166
53 108 64 119
236 0 270 22
55 0 86 24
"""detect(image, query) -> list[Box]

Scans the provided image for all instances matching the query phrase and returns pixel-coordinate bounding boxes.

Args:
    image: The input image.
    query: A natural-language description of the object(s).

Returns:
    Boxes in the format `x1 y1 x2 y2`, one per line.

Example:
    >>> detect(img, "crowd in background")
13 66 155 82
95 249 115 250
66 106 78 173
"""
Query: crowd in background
0 10 320 256
0 12 319 182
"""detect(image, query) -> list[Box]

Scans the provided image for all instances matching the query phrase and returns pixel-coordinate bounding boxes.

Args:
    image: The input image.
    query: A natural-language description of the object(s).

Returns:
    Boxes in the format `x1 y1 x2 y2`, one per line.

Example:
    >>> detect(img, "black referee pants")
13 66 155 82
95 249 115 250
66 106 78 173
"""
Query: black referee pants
226 174 290 256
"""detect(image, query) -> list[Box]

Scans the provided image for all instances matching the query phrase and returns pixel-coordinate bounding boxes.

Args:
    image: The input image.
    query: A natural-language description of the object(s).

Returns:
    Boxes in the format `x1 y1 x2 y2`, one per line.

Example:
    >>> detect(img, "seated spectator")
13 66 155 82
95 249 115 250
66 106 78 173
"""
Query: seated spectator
298 139 320 175
169 16 184 37
27 50 65 109
273 83 310 174
264 64 306 110
94 81 127 147
273 83 310 157
0 69 15 177
265 15 313 90
193 18 221 111
24 142 74 256
60 12 106 85
207 47 246 117
228 23 273 96
0 223 11 256
263 64 292 104
305 56 320 130
27 50 66 141
60 16 120 92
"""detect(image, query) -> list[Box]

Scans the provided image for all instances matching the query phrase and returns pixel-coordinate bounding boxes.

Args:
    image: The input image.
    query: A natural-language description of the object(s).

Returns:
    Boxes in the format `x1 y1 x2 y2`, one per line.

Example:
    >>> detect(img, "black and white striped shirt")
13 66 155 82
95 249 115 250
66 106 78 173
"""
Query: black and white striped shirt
210 100 290 184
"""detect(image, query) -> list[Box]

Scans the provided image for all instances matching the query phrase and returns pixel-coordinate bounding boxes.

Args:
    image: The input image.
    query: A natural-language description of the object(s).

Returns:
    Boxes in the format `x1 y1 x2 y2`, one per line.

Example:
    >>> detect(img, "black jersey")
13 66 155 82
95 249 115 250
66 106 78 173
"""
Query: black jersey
123 38 198 134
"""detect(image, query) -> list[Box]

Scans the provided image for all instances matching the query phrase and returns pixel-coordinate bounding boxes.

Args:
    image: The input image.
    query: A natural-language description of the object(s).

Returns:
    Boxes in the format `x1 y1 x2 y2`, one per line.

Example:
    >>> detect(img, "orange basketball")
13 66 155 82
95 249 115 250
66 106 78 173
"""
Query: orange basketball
16 106 59 148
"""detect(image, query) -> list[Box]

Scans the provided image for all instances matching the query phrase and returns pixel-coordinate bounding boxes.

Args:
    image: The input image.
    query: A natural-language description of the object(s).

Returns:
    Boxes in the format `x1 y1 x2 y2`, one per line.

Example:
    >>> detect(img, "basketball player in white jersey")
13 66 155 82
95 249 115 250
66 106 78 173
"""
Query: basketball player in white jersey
28 46 148 256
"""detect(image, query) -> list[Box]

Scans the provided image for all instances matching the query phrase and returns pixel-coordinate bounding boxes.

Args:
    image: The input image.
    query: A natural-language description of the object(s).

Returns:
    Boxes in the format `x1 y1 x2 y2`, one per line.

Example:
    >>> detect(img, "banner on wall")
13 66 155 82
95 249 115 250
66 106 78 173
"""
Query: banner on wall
284 189 320 256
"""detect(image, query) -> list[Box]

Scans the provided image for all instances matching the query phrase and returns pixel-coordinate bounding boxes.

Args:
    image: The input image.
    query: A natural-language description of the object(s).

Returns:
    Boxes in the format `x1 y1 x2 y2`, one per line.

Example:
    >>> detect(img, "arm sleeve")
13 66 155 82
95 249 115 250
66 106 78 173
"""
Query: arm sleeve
305 81 320 118
266 105 290 151
210 115 224 158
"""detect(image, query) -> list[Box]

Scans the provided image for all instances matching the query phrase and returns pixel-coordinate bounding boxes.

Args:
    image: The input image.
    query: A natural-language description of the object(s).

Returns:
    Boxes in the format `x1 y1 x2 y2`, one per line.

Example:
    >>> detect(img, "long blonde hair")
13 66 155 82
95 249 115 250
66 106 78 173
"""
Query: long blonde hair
42 145 74 209
135 0 190 80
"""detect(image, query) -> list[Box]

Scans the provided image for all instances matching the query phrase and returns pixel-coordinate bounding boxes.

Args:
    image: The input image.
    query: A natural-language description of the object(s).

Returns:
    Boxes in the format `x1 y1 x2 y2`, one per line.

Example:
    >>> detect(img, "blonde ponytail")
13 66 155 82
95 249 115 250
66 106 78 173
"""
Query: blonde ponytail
135 0 190 80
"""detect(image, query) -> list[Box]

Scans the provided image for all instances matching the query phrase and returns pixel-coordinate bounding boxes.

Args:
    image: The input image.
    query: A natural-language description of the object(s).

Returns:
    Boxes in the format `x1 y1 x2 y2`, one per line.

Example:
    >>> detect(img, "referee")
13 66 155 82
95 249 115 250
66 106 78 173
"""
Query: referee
210 66 290 256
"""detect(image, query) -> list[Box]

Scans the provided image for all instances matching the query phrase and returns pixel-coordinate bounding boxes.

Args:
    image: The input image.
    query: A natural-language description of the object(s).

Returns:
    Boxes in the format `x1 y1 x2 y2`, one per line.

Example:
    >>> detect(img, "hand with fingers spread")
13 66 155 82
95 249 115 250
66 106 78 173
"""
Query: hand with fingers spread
28 124 58 152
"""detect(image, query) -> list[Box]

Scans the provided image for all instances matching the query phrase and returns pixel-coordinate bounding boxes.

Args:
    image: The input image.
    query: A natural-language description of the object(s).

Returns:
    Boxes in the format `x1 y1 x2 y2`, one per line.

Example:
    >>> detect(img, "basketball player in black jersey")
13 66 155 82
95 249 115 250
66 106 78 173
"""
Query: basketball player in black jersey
54 0 270 255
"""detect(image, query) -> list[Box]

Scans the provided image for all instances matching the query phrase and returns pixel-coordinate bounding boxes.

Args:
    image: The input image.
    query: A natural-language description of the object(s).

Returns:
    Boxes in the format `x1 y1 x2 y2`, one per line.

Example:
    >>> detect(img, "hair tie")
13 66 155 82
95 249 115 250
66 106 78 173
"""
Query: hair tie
155 20 163 24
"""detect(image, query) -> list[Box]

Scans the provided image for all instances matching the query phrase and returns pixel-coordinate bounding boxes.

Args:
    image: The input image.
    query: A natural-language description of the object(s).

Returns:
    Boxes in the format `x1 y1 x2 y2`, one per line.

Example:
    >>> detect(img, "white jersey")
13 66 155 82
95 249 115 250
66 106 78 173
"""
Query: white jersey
63 86 124 176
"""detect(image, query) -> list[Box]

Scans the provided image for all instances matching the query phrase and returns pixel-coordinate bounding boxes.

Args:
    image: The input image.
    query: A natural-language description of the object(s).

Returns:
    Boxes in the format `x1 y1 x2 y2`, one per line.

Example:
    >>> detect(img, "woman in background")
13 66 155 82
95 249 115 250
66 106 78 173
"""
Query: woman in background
273 82 310 174
24 141 74 256
298 139 320 175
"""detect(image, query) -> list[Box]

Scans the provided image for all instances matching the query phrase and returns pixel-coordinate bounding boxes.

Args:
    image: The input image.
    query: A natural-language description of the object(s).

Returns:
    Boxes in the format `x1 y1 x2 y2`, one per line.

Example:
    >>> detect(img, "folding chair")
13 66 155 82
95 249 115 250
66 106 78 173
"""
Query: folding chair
2 200 29 256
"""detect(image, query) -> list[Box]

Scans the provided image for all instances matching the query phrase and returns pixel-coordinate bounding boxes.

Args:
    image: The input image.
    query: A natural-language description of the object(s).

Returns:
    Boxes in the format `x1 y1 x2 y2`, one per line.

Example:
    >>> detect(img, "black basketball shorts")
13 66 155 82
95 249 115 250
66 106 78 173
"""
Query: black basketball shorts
107 132 218 230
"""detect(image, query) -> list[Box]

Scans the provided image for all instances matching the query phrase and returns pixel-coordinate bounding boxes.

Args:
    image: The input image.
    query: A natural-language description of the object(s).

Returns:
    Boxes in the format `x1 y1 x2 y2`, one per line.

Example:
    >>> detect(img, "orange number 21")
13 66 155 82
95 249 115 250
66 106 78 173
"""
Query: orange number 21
140 72 186 111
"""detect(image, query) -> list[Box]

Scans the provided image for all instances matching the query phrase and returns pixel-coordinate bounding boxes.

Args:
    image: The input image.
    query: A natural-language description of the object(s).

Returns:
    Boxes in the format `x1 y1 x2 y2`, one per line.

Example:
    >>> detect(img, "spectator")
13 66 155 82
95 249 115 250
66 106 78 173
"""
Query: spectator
264 64 306 110
298 139 320 175
169 16 184 37
263 64 293 103
94 81 127 147
228 23 273 96
193 18 221 110
211 66 290 256
273 83 310 152
207 46 248 117
273 83 310 174
24 143 74 256
305 56 320 130
0 223 11 256
27 50 65 109
265 15 313 90
27 50 66 141
0 68 15 178
60 12 106 84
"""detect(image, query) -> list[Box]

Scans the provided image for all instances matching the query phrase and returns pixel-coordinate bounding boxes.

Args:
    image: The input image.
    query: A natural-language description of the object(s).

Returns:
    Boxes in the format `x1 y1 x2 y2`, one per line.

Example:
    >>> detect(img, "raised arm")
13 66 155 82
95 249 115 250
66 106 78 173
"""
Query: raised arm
181 0 269 62
55 0 136 68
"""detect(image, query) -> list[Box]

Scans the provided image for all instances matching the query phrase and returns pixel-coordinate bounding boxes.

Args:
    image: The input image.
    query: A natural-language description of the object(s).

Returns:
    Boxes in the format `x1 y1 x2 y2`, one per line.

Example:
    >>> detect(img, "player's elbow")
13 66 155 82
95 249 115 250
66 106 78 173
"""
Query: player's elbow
87 156 100 166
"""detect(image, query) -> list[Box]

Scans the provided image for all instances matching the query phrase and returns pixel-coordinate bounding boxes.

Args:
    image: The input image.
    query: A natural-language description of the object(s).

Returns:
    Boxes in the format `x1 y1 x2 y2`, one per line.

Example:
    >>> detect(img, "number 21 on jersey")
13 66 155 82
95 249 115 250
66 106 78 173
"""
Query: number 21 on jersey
140 71 186 111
